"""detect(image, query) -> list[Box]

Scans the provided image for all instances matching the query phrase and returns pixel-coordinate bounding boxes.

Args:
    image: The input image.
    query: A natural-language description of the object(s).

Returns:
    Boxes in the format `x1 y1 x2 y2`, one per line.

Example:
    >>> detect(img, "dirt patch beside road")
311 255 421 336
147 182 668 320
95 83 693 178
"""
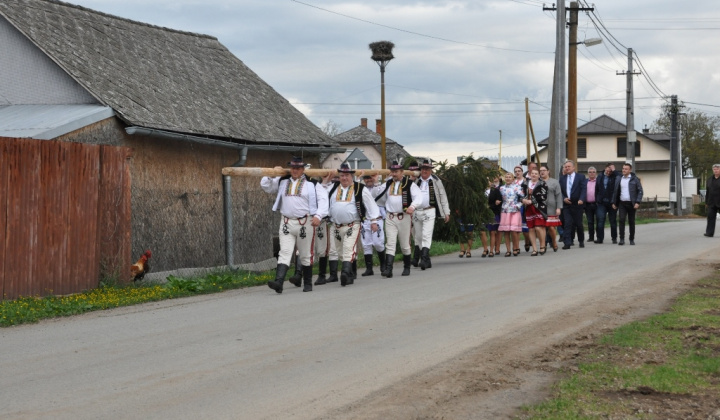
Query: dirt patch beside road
323 258 718 420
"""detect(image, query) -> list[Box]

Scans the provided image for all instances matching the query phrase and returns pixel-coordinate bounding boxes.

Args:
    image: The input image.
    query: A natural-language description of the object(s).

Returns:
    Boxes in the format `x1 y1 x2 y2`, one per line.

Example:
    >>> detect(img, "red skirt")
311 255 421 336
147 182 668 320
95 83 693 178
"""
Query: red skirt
525 205 546 228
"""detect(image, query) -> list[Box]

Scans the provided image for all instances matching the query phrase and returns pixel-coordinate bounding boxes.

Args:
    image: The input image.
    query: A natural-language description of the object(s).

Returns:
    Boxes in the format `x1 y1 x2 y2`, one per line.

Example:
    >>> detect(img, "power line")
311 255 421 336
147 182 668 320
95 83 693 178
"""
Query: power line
290 0 552 54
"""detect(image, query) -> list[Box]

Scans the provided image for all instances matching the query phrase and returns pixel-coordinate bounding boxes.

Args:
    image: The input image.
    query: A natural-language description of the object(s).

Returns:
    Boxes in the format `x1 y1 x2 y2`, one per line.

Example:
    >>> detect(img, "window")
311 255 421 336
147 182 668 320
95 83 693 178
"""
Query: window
617 137 641 157
564 138 587 158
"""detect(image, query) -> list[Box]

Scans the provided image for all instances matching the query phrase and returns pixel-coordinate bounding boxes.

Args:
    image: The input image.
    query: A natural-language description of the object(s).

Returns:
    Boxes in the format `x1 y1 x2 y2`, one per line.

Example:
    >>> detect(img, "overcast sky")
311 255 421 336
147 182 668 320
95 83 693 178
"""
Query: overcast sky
68 0 720 163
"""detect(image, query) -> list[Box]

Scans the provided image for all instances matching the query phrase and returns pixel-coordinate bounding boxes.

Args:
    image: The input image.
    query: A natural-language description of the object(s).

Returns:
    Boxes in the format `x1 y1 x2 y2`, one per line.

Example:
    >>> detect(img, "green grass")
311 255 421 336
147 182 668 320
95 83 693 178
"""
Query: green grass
520 273 720 419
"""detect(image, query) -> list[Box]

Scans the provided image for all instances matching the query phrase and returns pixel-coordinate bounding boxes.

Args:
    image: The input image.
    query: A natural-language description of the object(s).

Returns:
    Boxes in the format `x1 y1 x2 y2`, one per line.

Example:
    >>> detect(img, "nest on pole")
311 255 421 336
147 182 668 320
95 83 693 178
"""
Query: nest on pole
369 41 395 62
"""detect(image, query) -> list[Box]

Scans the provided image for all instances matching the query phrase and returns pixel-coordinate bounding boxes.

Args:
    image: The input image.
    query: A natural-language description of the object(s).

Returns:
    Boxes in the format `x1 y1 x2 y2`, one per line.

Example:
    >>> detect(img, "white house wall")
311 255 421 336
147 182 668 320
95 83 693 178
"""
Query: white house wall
0 16 98 105
323 146 382 170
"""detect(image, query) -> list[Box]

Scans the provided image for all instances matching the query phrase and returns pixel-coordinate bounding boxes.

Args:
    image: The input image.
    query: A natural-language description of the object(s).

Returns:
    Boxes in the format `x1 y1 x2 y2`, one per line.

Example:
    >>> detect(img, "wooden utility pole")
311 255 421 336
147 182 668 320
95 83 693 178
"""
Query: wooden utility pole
567 2 579 164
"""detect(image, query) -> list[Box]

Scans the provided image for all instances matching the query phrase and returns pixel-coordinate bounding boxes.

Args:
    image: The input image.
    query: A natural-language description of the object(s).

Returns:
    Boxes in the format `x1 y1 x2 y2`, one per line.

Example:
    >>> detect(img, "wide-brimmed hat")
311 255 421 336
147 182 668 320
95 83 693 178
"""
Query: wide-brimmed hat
420 159 433 169
338 163 355 174
288 156 305 167
389 160 403 170
407 160 419 171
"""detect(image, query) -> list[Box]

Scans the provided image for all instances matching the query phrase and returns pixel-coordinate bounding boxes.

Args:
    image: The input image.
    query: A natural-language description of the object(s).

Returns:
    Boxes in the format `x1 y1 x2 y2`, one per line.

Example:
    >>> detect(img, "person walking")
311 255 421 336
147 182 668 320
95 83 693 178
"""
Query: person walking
584 167 599 243
322 163 381 286
612 163 644 245
499 172 525 256
412 159 451 270
539 165 563 252
375 161 422 277
559 160 587 249
595 163 618 244
521 168 548 255
705 164 720 237
261 157 329 293
486 176 503 256
359 174 387 276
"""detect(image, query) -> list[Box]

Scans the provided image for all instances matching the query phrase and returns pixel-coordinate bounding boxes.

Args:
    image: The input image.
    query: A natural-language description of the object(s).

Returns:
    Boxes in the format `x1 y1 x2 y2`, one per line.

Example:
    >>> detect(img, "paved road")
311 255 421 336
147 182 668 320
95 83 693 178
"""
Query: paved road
0 220 715 419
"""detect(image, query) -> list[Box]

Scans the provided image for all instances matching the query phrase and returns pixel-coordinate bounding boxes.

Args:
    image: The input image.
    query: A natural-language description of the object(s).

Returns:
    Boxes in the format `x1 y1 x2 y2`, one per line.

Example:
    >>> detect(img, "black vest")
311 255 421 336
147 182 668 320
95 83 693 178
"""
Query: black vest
328 181 367 220
376 176 414 211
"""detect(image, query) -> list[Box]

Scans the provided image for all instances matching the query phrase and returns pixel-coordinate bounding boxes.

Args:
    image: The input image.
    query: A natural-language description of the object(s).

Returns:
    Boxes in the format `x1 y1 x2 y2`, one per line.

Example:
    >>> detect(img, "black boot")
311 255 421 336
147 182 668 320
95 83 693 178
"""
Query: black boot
420 248 432 270
340 261 353 287
420 247 430 270
268 264 289 294
288 257 302 287
411 245 420 267
302 265 313 292
378 250 386 274
350 260 357 284
402 255 412 276
361 254 374 276
383 254 394 278
314 257 328 285
327 260 339 283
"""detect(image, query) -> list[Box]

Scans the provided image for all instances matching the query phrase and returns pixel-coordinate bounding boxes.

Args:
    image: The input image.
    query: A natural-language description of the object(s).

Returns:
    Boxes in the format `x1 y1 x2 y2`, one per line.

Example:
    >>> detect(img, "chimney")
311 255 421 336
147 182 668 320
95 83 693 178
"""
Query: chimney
642 124 649 134
361 118 367 128
375 119 383 135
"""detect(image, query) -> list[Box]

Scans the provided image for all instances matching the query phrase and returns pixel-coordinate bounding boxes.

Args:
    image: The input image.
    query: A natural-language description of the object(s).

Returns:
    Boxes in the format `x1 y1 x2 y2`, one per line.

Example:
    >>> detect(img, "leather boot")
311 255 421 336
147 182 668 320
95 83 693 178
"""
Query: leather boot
402 255 412 276
411 245 420 267
361 254 374 276
340 261 353 287
302 265 313 292
420 247 430 270
327 260 339 283
268 264 289 294
383 254 394 278
314 256 328 285
350 260 357 284
378 250 386 274
288 257 302 287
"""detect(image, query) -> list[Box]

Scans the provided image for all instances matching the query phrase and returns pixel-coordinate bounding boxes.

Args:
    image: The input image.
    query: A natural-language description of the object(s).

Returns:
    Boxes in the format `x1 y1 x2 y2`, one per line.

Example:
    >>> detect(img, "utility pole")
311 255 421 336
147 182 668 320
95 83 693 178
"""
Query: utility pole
567 2 595 165
544 2 565 178
617 48 640 168
668 95 684 216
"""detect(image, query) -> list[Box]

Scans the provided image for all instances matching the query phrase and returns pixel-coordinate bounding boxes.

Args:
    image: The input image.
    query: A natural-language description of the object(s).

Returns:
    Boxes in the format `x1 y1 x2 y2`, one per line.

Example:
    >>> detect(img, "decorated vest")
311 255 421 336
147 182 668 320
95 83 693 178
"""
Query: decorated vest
272 174 318 215
376 176 414 211
328 181 367 220
415 176 438 210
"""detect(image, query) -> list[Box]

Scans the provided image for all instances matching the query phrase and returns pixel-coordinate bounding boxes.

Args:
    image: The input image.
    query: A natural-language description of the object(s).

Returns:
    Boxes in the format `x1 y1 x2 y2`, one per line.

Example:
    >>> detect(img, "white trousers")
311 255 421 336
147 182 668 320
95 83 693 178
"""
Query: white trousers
314 219 330 257
361 219 385 254
277 216 315 266
385 212 413 256
413 208 437 249
329 221 361 262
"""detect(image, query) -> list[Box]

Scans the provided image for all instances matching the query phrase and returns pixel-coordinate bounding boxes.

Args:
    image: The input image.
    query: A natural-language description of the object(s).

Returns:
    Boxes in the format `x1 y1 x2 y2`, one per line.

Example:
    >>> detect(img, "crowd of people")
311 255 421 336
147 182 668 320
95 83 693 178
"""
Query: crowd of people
260 156 646 294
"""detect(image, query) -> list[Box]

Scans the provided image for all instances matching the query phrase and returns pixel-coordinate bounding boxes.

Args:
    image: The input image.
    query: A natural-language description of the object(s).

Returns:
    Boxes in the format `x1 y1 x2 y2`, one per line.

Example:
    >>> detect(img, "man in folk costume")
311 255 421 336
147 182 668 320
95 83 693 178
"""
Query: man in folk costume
261 157 329 293
376 160 423 277
359 174 387 277
321 163 381 286
412 159 451 270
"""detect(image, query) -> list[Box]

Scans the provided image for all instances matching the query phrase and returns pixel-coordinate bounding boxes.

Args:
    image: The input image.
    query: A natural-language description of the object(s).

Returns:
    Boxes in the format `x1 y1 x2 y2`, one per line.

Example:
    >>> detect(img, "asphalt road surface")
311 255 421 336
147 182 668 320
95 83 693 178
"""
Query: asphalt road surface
1 219 716 419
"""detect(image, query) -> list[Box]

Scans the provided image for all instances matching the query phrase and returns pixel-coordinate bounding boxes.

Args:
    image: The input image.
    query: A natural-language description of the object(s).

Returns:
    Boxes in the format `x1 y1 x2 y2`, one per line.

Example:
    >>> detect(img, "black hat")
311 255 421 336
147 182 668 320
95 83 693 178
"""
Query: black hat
389 160 403 170
420 159 433 169
362 174 373 179
288 156 305 167
407 160 419 171
338 163 355 174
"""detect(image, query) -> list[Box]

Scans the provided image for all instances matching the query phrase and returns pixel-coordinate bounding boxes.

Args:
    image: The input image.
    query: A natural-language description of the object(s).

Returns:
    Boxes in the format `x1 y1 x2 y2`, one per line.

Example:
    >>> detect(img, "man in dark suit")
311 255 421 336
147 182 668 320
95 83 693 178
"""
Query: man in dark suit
705 163 720 237
559 160 587 249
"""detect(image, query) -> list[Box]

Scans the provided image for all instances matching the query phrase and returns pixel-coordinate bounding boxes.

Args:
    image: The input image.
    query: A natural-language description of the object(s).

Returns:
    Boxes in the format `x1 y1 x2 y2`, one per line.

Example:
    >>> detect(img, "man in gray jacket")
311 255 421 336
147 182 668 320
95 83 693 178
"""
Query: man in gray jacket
612 163 643 245
412 159 451 270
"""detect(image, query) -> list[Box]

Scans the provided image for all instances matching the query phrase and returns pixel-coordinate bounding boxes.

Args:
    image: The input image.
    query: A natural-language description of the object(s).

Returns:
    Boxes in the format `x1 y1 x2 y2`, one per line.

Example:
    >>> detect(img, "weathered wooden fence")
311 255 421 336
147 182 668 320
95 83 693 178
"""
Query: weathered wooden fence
0 137 131 300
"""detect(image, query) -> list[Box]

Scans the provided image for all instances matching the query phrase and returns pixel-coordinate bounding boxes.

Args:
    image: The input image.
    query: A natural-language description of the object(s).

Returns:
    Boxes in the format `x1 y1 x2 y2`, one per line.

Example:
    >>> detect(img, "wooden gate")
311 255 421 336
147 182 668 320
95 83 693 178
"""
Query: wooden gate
0 138 131 300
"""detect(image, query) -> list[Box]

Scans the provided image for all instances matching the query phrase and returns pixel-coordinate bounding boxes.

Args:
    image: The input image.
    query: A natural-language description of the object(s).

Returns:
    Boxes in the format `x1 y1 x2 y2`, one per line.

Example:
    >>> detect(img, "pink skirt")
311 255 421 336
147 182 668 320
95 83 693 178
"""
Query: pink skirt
498 212 523 232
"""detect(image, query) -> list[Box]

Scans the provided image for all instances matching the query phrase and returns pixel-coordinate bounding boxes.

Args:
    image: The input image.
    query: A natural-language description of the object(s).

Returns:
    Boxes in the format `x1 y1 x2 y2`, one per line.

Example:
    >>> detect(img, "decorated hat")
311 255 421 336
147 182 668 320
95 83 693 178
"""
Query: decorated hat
389 160 403 170
407 160 419 171
338 162 355 174
288 156 305 167
420 159 433 169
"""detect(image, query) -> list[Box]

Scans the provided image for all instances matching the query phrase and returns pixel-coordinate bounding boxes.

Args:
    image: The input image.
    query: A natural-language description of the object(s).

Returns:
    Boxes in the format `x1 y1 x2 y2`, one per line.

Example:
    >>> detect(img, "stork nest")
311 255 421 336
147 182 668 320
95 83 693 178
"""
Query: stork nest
369 41 395 61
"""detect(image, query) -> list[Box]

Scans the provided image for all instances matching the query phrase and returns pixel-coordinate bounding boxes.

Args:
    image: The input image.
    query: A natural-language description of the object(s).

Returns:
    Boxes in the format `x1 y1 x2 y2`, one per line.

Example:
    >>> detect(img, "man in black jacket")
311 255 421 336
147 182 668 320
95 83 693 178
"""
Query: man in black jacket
612 163 644 245
595 163 619 244
704 163 720 237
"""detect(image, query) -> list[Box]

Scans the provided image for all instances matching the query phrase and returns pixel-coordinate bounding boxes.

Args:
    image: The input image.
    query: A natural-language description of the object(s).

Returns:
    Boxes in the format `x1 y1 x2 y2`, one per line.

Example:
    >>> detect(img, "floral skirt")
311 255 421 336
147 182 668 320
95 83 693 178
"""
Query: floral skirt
498 212 523 232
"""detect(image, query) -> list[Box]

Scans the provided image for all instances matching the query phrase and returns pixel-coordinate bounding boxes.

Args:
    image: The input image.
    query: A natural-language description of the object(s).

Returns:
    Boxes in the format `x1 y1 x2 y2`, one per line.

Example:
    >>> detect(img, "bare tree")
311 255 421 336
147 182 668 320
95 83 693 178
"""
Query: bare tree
320 120 343 138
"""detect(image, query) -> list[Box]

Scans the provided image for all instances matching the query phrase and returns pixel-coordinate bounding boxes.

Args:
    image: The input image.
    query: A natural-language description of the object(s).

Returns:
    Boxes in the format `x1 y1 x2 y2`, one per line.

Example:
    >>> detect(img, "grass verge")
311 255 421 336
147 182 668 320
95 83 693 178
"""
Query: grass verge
519 270 720 419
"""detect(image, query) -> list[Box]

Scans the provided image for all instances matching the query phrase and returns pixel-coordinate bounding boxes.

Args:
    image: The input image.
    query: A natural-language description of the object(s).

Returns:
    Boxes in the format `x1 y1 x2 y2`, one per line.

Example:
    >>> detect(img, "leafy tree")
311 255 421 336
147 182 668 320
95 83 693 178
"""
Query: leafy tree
430 155 499 243
651 108 720 187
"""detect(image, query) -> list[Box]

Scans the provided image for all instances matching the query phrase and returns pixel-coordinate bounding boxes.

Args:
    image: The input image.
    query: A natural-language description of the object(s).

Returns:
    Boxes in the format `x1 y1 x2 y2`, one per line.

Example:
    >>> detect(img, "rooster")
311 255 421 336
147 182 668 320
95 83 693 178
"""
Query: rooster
131 250 152 282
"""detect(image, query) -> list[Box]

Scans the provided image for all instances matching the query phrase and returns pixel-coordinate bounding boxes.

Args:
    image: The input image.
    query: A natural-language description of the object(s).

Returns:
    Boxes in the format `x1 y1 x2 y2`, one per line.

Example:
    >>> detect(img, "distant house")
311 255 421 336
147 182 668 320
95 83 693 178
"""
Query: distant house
323 118 412 169
0 0 342 272
532 115 672 201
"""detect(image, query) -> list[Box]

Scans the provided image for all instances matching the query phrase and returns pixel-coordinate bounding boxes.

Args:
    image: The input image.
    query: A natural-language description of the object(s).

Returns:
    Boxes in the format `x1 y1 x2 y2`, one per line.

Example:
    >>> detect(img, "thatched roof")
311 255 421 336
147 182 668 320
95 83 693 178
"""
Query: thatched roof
0 0 335 146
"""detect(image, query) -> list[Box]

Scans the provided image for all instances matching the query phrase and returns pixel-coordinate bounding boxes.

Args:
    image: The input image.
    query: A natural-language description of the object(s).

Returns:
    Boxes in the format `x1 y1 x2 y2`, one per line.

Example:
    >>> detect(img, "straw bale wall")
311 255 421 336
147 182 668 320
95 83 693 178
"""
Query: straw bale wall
58 118 320 272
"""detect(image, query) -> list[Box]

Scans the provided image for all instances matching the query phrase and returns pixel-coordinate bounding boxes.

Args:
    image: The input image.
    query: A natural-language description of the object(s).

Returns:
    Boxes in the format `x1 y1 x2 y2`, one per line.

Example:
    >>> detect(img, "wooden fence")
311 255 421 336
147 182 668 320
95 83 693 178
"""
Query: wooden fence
1 138 131 300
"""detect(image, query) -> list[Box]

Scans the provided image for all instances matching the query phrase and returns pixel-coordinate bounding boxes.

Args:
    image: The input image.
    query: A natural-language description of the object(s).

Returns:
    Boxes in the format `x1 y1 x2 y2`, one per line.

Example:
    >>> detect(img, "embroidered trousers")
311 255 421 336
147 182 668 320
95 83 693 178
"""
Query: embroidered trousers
412 208 436 249
278 216 315 266
361 219 385 254
329 221 361 262
385 212 413 256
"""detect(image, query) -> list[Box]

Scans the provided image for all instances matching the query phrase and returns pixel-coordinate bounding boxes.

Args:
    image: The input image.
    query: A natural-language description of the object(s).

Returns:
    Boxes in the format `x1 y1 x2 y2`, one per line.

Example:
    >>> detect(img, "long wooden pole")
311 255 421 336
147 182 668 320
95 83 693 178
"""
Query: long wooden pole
222 167 419 178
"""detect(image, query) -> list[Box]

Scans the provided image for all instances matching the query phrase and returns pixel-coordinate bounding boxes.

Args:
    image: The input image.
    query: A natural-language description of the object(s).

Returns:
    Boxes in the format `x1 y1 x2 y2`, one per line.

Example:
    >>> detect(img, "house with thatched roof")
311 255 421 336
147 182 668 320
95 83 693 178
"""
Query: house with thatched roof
322 118 412 170
0 0 344 272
